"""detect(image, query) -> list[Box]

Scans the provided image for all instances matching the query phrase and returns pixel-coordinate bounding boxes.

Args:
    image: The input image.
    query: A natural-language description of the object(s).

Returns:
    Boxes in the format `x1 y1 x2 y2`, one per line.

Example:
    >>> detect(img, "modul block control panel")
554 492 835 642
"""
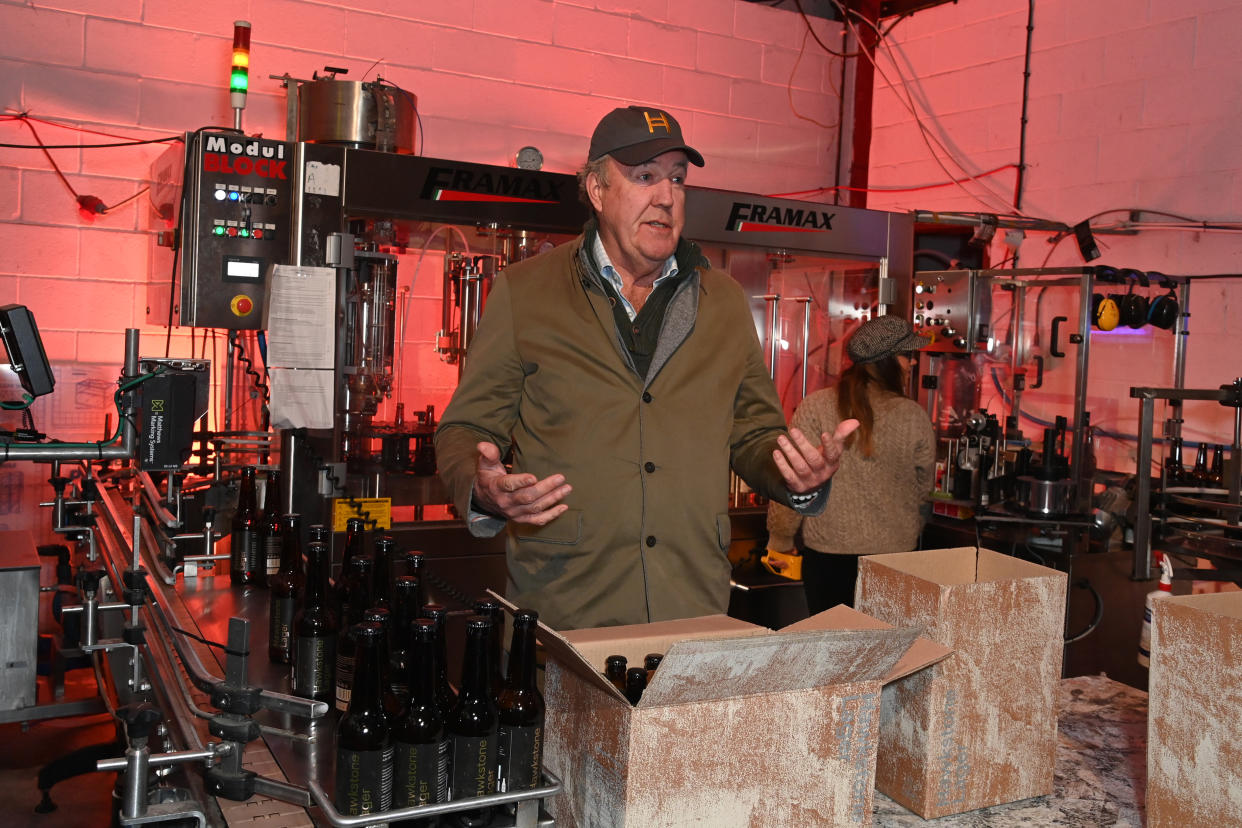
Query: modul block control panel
149 132 294 330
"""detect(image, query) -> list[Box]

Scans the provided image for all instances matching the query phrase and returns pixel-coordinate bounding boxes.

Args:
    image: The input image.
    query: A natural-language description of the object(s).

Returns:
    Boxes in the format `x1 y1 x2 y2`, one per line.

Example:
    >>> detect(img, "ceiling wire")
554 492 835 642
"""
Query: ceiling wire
826 0 1024 215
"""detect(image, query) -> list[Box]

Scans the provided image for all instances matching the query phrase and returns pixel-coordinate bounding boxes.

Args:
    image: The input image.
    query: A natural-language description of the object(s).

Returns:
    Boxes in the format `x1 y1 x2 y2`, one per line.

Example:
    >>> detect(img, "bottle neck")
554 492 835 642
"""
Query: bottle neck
508 620 537 691
411 629 439 705
460 627 491 699
305 545 329 601
279 523 302 573
349 632 384 713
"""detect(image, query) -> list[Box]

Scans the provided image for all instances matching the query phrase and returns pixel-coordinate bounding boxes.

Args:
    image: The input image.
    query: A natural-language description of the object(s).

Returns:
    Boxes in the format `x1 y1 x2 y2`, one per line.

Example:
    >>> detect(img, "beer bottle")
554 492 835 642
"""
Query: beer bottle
496 610 544 795
604 655 627 691
1192 443 1210 486
421 604 458 714
390 576 421 704
1165 438 1185 486
445 616 497 827
471 597 505 700
1210 444 1225 487
260 468 284 579
643 653 663 682
393 618 448 821
336 556 377 712
229 466 261 585
268 513 305 664
335 621 394 819
292 540 337 701
624 667 647 706
363 607 403 723
309 523 330 545
403 552 427 614
373 536 399 614
334 517 367 604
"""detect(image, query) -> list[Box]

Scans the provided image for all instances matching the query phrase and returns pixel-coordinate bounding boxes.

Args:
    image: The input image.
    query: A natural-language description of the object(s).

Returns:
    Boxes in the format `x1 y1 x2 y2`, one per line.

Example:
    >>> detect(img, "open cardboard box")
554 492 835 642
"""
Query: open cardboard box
1147 591 1242 827
526 604 950 828
856 546 1068 818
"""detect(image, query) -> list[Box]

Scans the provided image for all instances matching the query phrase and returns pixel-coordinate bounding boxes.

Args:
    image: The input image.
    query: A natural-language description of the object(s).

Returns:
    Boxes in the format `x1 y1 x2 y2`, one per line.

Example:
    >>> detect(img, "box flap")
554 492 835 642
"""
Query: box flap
783 604 951 682
639 623 922 707
863 547 1064 586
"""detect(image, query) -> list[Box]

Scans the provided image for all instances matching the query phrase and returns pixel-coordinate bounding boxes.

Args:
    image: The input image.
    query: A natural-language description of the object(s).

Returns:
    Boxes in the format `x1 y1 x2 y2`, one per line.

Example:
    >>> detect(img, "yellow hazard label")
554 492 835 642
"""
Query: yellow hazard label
331 498 392 531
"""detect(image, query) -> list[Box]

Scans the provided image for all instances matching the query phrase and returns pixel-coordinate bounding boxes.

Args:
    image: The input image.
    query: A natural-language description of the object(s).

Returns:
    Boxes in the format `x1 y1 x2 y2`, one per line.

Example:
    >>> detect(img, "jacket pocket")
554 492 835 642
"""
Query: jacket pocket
514 509 583 546
715 512 731 552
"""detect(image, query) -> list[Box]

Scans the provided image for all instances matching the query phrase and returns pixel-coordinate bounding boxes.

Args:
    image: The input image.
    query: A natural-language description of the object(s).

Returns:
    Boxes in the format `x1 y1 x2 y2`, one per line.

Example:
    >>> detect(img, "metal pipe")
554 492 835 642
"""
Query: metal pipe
121 743 150 819
1133 395 1155 580
98 747 221 773
793 296 812 403
1 330 141 461
761 294 780 381
1072 270 1094 513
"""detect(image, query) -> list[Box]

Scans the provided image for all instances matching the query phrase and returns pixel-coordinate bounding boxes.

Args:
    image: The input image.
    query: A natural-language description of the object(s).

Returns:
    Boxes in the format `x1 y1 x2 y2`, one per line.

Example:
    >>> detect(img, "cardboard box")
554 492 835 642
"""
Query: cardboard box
1147 592 1242 827
538 606 949 828
855 547 1067 818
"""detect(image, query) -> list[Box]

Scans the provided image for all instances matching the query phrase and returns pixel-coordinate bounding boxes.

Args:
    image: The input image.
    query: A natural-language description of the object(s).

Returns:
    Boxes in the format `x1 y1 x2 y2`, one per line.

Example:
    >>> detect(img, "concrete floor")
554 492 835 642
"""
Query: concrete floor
0 704 118 827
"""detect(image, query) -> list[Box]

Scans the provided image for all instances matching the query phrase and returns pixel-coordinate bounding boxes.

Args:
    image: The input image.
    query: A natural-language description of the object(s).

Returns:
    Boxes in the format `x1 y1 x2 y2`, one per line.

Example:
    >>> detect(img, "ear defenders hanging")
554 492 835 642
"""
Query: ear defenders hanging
1148 282 1180 330
1092 293 1120 331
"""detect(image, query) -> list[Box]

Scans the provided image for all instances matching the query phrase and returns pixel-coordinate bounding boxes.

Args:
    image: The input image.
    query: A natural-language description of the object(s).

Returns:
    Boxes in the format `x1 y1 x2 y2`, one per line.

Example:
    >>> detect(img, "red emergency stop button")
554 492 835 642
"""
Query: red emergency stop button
230 295 254 317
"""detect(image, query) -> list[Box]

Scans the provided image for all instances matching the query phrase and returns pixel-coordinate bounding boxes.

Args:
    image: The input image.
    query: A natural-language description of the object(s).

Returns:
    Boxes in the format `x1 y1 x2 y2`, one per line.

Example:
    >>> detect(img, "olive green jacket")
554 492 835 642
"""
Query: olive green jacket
434 233 823 630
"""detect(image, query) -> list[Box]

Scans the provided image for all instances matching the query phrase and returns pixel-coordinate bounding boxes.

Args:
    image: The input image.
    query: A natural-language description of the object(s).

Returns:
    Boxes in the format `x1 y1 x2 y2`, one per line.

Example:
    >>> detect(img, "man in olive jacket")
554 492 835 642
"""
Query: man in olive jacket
434 106 857 630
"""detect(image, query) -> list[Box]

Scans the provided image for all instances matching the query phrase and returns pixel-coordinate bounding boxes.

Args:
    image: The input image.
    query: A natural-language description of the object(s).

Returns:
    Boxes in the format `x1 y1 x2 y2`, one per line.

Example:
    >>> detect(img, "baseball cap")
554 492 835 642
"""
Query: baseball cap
846 315 931 365
588 106 705 167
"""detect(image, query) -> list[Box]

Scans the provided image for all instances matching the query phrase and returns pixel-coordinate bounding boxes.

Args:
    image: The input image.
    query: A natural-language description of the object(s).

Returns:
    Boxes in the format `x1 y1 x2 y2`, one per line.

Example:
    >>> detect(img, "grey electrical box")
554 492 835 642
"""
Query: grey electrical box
0 531 40 712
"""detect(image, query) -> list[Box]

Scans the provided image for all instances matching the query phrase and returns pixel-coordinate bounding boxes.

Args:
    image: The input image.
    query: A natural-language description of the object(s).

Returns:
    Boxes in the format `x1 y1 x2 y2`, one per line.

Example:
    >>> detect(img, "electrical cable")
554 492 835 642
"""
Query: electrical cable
828 0 1024 215
765 163 1019 199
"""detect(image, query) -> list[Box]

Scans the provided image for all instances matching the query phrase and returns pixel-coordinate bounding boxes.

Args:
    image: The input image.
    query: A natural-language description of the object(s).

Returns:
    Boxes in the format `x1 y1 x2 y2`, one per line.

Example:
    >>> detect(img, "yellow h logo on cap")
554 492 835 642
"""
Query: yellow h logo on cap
643 111 671 134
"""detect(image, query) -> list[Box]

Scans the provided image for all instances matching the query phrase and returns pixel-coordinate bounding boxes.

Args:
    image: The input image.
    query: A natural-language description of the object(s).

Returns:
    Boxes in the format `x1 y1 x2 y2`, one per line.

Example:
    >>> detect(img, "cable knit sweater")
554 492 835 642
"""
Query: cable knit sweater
767 386 935 556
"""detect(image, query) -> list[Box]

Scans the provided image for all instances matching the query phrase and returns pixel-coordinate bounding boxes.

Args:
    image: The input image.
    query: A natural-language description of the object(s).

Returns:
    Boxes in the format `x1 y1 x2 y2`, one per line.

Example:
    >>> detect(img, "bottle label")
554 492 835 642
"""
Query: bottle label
449 734 496 801
394 738 448 808
335 745 394 816
230 528 260 579
496 723 543 792
293 635 336 697
264 535 282 577
269 595 295 658
336 651 355 712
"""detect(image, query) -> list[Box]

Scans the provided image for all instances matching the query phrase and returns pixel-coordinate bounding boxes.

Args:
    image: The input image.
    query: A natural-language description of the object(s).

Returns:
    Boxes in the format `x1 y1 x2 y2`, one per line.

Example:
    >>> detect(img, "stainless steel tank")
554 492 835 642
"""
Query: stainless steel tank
297 79 417 153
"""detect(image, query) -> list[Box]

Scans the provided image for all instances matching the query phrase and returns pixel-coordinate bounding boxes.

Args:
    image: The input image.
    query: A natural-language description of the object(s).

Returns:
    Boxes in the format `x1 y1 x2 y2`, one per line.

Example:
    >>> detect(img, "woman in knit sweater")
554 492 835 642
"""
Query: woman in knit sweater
766 315 936 613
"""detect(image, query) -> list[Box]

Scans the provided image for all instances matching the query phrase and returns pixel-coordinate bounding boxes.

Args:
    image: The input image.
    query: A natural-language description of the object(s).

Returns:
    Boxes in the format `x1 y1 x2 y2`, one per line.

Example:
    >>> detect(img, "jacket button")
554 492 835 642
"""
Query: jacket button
645 535 656 547
644 462 655 473
642 391 653 403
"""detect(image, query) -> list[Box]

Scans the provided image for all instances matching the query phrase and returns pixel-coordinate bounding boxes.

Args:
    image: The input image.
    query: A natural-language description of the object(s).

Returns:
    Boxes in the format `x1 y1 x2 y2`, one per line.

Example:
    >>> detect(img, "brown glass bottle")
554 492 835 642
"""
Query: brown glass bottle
1165 439 1185 486
335 621 394 819
229 466 262 585
403 552 427 614
363 606 403 723
336 556 376 713
1210 444 1225 487
291 540 337 701
268 513 305 664
1192 443 1210 486
624 667 647 705
389 576 421 704
421 604 458 715
333 517 367 605
604 655 627 691
496 609 544 795
471 597 505 700
260 468 284 579
446 616 497 827
644 653 664 682
393 618 448 820
373 536 399 613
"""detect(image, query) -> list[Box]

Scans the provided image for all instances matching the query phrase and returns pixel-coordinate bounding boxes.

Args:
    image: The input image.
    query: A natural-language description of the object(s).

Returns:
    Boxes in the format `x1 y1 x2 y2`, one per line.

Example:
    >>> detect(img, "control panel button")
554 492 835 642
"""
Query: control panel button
230 295 254 317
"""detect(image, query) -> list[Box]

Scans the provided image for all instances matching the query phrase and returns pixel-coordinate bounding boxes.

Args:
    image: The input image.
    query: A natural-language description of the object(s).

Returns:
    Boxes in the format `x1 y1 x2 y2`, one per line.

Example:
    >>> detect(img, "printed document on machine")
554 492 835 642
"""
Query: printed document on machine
265 264 335 429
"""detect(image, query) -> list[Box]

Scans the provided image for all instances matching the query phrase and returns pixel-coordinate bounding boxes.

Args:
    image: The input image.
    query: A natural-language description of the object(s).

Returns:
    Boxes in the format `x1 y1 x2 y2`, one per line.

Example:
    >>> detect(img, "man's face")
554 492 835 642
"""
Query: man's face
587 150 688 282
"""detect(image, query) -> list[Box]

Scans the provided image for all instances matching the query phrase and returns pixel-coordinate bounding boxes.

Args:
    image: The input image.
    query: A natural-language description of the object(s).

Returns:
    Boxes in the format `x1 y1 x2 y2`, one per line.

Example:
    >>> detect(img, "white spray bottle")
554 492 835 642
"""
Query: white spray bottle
1137 552 1173 668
